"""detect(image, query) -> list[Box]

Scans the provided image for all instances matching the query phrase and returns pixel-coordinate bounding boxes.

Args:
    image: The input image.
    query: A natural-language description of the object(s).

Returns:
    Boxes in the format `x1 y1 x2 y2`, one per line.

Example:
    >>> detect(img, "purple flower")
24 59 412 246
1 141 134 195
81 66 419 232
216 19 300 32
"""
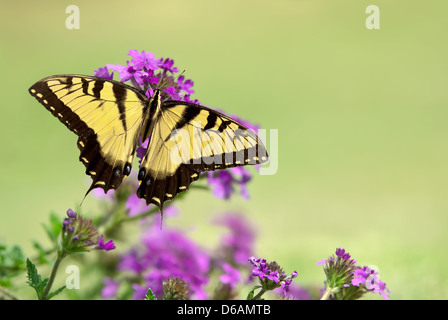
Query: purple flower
267 270 280 283
160 58 179 74
103 51 165 90
207 167 252 200
145 87 154 99
274 282 312 300
92 188 116 202
118 249 146 274
136 137 149 164
219 263 241 289
131 283 149 300
183 94 200 104
352 266 390 300
163 86 181 100
126 193 152 217
94 66 114 80
374 280 391 300
128 49 162 71
136 69 159 86
131 70 158 87
207 171 234 199
230 167 251 199
66 208 77 218
351 266 372 286
177 75 195 95
213 212 256 265
96 235 116 251
316 259 327 266
101 278 120 299
120 224 210 300
106 61 137 82
251 259 269 279
336 248 351 260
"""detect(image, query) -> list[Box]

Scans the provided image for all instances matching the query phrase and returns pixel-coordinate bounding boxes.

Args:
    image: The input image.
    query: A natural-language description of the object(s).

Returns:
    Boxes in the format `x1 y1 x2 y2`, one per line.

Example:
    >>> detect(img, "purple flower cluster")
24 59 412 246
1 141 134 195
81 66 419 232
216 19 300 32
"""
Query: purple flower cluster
219 263 241 289
318 248 390 300
335 248 351 260
212 212 256 265
95 50 198 103
117 222 210 299
249 257 298 294
100 210 270 300
62 209 115 253
352 266 390 300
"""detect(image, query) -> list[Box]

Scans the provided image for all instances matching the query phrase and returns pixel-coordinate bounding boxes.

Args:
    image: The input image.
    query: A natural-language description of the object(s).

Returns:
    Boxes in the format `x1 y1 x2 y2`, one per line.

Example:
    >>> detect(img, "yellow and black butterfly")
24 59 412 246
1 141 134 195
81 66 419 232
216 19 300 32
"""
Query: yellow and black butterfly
29 75 269 213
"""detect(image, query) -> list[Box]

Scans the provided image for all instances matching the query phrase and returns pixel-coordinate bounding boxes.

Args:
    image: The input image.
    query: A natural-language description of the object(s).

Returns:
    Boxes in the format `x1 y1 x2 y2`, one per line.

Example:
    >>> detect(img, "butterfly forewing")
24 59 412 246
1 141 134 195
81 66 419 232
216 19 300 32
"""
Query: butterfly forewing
137 101 269 209
29 75 149 194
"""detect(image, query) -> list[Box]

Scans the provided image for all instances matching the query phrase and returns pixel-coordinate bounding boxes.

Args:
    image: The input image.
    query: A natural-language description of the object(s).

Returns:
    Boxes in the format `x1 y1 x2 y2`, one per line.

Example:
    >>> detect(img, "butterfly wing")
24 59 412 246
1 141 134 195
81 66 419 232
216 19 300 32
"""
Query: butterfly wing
29 75 149 195
137 101 269 209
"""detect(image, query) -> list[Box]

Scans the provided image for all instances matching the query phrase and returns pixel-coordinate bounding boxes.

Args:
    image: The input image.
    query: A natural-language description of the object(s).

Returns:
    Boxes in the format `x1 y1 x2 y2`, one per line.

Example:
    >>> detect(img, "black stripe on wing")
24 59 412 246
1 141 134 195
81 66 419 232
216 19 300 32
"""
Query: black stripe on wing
112 81 128 132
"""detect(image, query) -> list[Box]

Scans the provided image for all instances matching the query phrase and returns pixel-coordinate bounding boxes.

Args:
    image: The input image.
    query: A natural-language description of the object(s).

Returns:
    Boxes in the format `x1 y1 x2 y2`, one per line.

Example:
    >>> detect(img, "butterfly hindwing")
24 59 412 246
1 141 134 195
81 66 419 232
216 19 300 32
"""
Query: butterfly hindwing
137 101 269 209
29 75 149 194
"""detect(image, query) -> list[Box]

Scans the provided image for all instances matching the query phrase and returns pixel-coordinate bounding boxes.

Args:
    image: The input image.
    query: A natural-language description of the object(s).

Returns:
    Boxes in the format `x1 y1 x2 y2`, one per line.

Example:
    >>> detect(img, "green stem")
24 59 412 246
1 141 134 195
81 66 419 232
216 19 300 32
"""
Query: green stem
251 288 267 300
320 287 335 300
122 207 158 223
40 250 66 300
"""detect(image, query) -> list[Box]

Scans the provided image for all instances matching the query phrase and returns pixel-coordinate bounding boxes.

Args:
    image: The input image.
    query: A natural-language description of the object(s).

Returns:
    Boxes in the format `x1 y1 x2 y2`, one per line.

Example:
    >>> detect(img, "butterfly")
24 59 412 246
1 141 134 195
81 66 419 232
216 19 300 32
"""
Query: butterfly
29 75 269 214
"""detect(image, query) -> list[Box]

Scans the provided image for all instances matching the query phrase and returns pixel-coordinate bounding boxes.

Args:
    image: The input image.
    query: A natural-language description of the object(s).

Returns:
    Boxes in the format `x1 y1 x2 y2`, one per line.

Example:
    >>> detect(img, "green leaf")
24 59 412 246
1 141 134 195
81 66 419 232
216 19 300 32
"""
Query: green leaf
46 285 66 300
9 245 25 265
0 244 26 287
144 288 157 300
0 244 25 268
42 212 62 244
32 241 52 265
246 285 262 300
26 258 47 299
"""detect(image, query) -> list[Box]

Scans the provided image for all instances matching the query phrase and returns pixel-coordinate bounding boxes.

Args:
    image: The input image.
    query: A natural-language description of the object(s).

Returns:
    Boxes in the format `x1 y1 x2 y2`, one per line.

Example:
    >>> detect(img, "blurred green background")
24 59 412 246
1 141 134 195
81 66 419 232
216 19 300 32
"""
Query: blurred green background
1 0 448 299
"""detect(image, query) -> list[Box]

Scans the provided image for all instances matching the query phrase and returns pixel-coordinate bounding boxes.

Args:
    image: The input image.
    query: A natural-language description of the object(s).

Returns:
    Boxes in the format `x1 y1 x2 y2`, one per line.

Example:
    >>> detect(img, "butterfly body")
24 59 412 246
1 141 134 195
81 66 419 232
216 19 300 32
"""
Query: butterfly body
29 75 268 212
